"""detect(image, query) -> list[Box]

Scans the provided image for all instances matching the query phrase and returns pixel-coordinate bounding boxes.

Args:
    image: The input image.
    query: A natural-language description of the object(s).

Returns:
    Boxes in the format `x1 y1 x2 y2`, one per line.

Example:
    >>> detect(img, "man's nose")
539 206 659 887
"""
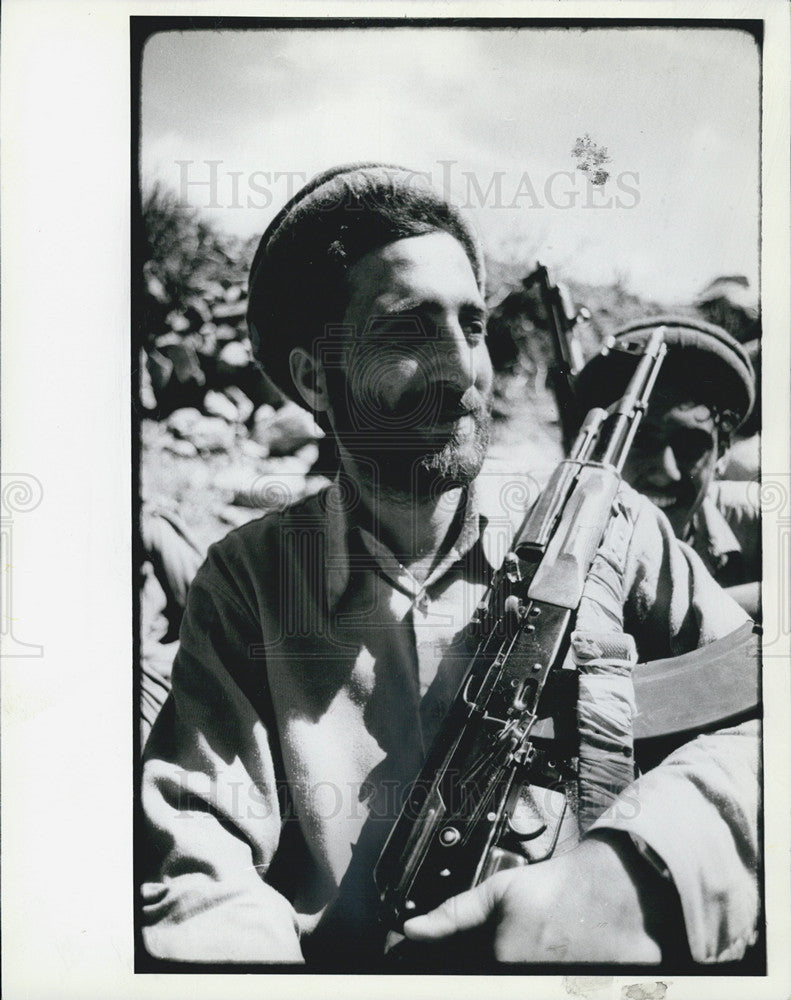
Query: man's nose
647 445 682 485
433 325 476 391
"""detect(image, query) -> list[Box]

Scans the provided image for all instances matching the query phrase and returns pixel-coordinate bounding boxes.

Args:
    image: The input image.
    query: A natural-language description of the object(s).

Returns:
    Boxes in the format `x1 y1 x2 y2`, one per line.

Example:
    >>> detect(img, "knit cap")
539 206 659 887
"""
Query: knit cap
574 316 756 433
247 163 485 399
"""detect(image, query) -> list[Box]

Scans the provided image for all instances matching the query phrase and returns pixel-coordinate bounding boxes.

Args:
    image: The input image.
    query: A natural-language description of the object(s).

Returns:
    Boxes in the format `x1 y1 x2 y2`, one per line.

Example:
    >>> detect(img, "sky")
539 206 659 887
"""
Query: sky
141 26 760 304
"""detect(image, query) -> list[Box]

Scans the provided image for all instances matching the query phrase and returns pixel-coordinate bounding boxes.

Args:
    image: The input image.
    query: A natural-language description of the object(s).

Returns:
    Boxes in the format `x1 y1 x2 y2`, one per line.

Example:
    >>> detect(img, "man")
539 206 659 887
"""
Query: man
140 165 759 968
139 502 205 742
573 318 760 617
694 276 761 482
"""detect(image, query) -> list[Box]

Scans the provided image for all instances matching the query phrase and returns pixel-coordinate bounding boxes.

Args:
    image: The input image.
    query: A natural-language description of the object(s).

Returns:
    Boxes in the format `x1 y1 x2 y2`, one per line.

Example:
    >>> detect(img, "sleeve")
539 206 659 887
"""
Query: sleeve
590 720 760 963
622 488 751 660
140 552 304 964
588 491 760 963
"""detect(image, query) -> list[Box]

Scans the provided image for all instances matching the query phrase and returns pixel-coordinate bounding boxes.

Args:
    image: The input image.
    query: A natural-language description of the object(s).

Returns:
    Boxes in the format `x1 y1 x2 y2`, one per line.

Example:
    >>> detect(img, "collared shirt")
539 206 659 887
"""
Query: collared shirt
688 480 760 587
141 474 759 966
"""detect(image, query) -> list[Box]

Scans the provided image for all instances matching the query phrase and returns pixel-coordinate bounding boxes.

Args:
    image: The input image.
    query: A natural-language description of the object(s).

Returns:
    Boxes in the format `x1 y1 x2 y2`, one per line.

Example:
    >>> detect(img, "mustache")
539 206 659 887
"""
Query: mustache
376 384 489 425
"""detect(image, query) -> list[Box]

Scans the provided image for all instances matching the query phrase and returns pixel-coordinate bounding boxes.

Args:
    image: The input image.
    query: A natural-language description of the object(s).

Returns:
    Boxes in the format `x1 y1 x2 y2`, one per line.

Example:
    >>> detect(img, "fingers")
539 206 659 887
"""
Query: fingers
402 875 502 941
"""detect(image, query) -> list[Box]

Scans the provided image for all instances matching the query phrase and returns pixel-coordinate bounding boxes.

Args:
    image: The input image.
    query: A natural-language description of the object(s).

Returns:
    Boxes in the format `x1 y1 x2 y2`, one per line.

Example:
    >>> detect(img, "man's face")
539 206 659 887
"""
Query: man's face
322 231 493 498
621 383 721 537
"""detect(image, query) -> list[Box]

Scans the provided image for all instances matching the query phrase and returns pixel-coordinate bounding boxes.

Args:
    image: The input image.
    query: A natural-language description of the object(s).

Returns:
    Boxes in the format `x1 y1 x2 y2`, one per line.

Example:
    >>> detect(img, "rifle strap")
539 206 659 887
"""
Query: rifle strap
572 630 638 832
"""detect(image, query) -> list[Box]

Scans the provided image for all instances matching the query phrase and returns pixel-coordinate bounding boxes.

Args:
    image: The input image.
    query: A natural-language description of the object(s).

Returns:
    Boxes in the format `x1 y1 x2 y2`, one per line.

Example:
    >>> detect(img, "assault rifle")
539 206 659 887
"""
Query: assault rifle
523 263 588 454
373 327 667 926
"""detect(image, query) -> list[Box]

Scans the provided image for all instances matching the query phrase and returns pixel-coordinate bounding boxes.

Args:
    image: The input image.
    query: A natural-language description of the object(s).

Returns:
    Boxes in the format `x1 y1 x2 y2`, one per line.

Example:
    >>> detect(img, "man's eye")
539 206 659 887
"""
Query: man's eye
464 319 487 342
670 430 714 465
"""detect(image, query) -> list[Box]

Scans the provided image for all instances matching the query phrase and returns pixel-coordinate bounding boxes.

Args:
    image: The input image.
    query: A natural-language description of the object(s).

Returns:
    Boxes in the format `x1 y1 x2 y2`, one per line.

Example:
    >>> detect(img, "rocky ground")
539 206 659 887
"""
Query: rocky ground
140 402 329 553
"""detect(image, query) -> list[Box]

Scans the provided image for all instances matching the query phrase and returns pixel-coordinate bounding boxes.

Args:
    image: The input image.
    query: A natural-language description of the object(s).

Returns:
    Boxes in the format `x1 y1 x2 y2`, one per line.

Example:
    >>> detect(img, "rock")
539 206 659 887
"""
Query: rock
167 408 235 452
222 386 255 424
162 437 198 458
219 505 261 528
252 401 323 456
305 473 333 497
185 296 213 325
139 351 158 412
154 331 182 349
203 280 226 301
204 389 240 423
217 448 317 509
191 418 236 453
214 464 262 498
224 284 243 303
217 342 252 380
154 336 206 387
214 323 239 343
166 407 203 437
197 328 217 357
252 403 275 425
236 465 307 510
215 324 240 343
239 437 270 461
292 441 320 470
145 272 169 304
191 418 236 452
166 311 191 333
213 299 247 322
146 347 174 396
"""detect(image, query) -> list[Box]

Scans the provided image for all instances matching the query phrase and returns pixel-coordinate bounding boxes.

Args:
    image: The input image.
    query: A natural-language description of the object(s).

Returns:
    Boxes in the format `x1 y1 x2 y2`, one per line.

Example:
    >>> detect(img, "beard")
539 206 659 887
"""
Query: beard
324 368 492 499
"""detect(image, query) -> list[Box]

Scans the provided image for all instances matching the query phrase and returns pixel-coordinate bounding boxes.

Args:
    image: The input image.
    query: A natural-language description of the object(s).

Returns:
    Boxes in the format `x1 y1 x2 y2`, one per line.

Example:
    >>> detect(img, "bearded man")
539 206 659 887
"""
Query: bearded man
140 165 760 970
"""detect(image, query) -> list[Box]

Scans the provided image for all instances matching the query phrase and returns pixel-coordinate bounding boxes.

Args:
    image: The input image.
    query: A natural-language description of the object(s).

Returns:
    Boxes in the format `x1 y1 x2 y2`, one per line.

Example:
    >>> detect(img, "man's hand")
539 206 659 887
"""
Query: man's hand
402 832 674 964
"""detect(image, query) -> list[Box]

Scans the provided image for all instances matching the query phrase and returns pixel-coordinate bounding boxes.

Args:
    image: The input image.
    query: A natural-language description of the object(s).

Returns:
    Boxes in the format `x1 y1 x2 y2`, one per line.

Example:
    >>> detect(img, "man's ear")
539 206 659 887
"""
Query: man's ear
714 419 733 471
289 347 330 413
714 430 731 474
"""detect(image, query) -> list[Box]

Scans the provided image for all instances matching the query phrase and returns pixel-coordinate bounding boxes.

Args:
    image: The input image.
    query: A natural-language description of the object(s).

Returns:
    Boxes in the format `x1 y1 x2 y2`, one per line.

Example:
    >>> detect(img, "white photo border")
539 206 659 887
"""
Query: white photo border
2 2 789 998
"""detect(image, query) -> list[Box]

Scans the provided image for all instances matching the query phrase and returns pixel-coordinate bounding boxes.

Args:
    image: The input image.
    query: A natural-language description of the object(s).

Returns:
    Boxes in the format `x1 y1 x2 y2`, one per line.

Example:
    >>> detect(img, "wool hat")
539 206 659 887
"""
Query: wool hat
246 163 485 400
694 275 760 344
573 316 756 433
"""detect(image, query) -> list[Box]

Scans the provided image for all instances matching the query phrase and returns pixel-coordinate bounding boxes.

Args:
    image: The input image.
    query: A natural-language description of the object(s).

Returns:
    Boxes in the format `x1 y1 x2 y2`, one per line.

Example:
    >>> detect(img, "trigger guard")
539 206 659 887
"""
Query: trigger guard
506 814 547 841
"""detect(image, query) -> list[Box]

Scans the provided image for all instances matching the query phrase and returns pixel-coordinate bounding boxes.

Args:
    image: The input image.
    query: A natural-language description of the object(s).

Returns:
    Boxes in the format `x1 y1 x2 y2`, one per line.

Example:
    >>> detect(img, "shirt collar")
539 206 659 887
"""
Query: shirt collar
690 489 743 564
322 473 517 613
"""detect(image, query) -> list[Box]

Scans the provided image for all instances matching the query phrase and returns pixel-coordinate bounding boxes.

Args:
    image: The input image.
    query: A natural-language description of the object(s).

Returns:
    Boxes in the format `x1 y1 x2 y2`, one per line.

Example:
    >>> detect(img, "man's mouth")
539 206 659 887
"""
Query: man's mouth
434 405 473 422
639 483 697 514
643 493 678 510
370 387 488 437
416 408 477 436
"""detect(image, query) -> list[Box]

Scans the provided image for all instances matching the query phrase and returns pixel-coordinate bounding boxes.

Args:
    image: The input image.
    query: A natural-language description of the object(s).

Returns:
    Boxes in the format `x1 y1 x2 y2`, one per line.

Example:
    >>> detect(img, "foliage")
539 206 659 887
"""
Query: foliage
139 182 257 343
